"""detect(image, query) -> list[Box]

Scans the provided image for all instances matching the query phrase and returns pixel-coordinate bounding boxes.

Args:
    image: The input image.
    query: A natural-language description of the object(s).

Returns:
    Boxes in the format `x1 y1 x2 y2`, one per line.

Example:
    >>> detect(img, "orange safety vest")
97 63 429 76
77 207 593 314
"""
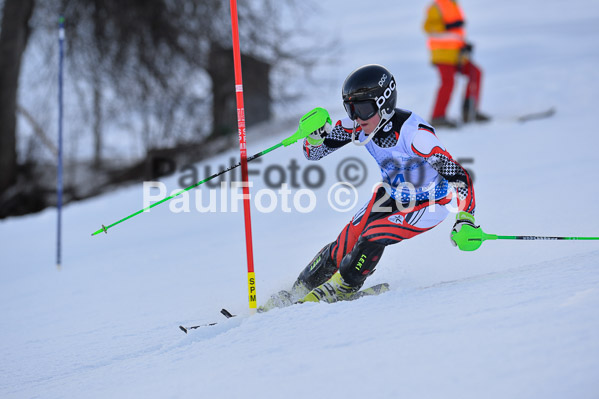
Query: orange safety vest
427 0 466 51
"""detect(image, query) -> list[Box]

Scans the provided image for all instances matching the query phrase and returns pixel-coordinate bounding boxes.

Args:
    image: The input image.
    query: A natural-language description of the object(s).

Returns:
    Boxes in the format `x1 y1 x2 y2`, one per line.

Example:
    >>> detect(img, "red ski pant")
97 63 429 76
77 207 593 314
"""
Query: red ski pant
329 186 449 267
431 61 482 119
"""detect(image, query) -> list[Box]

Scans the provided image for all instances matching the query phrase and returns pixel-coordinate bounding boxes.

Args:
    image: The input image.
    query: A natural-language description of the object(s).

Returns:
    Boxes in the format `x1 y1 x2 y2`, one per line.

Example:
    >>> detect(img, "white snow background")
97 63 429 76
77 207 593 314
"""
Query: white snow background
2 0 599 398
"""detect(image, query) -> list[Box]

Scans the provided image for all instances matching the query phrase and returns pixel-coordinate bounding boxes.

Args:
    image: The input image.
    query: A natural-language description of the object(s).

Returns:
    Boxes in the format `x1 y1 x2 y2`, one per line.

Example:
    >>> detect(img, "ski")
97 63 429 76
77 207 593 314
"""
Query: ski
257 282 390 313
179 308 236 334
451 107 556 128
179 322 216 334
180 284 389 333
351 282 390 299
516 107 555 123
220 308 235 318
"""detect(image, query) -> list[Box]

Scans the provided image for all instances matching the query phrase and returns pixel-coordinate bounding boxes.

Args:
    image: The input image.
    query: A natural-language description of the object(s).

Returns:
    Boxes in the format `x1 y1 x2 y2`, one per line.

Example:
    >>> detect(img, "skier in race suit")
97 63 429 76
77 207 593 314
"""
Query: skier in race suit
260 64 482 309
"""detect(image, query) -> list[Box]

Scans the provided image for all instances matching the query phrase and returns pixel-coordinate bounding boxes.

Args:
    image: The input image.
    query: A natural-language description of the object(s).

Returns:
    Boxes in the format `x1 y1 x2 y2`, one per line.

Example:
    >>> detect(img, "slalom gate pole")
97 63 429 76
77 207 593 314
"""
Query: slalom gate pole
230 0 257 312
56 16 65 268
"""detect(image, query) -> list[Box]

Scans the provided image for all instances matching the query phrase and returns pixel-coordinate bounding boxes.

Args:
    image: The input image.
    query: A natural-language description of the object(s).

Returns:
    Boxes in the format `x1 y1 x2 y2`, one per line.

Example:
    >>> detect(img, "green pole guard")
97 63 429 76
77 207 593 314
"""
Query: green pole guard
282 107 331 147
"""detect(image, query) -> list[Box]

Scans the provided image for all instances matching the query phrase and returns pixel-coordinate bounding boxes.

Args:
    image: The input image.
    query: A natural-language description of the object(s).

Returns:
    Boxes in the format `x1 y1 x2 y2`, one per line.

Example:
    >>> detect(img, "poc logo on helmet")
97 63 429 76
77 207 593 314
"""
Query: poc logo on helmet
378 74 388 87
375 77 396 108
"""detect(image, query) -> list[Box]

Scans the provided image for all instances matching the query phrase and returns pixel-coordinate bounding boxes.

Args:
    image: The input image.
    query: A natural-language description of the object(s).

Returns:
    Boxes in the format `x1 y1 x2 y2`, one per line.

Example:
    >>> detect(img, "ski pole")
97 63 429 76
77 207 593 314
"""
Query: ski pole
483 233 599 241
454 225 599 251
91 107 331 236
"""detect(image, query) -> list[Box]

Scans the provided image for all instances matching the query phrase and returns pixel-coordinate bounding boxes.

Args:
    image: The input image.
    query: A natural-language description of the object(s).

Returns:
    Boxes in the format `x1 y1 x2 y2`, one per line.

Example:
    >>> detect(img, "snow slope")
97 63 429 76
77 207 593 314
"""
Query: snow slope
2 1 599 398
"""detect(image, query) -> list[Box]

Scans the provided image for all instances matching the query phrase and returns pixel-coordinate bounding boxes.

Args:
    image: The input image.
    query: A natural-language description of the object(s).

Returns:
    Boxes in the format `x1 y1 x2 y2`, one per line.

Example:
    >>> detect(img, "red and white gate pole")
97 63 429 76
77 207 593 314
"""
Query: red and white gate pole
229 0 257 312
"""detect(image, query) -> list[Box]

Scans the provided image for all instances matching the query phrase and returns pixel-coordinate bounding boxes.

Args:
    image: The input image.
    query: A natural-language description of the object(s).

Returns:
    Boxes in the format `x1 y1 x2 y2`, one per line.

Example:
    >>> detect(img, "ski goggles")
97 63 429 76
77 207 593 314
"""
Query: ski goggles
343 100 378 121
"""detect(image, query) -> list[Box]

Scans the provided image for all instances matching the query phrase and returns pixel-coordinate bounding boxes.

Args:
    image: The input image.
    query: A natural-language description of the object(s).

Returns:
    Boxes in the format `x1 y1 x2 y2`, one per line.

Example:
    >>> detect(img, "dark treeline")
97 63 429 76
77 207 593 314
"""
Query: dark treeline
0 0 329 218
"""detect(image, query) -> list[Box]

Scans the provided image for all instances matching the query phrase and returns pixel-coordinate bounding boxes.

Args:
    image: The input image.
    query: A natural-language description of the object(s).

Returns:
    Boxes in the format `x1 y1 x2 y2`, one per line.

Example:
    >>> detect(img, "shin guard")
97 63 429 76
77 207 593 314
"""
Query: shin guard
296 243 338 291
338 238 385 288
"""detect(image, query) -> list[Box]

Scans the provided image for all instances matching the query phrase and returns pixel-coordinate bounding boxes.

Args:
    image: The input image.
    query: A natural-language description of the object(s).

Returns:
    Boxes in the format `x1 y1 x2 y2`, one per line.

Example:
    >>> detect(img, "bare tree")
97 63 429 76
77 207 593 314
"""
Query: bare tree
0 0 34 194
0 0 329 217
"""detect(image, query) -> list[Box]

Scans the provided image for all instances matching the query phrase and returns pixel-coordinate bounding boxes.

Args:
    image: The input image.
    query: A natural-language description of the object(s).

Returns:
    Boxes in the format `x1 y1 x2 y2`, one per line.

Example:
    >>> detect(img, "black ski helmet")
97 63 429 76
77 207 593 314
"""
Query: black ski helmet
342 64 397 121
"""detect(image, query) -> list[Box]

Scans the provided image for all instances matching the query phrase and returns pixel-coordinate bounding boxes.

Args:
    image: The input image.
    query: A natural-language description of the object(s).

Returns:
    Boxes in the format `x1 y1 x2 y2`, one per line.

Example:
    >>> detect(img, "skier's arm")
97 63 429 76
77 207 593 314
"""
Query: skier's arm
411 126 476 214
303 119 353 160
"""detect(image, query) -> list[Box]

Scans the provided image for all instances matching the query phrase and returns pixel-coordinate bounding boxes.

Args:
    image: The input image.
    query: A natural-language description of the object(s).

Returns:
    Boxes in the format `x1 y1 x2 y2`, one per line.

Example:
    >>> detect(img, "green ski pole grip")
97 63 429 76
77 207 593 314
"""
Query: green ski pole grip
283 107 331 147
